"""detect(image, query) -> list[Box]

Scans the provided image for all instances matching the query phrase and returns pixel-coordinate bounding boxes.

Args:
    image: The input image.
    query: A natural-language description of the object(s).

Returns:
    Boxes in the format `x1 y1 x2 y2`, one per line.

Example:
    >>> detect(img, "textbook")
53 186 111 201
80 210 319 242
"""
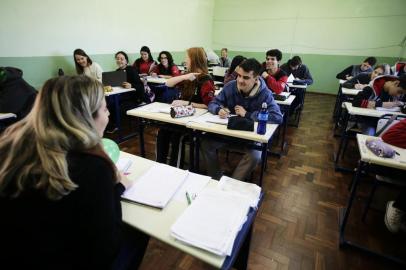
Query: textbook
122 164 189 209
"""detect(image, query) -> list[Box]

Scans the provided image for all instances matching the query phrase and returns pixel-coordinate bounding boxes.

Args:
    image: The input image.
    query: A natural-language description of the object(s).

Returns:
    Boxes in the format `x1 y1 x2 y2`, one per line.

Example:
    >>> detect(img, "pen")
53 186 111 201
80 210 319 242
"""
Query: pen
185 191 192 205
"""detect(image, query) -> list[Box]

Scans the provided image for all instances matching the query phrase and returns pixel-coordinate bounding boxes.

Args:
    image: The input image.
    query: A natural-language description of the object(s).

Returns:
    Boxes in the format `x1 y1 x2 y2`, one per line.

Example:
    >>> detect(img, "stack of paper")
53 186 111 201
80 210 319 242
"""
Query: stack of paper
193 113 234 125
218 176 261 209
122 164 188 209
171 188 252 256
376 106 401 112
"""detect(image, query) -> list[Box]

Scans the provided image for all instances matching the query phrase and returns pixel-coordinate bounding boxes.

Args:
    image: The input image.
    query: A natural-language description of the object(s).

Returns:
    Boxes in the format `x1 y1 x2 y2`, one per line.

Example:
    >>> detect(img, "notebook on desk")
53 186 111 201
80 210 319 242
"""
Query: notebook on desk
102 70 126 87
273 92 291 101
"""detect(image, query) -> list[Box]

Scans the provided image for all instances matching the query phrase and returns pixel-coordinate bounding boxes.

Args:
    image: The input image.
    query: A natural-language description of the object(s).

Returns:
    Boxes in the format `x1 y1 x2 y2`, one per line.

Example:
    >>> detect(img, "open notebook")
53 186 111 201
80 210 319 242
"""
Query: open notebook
122 164 189 209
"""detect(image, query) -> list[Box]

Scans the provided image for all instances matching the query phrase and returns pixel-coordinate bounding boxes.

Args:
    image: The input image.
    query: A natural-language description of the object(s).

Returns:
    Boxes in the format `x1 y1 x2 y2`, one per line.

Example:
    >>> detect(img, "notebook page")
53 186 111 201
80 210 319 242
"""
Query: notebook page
122 164 188 208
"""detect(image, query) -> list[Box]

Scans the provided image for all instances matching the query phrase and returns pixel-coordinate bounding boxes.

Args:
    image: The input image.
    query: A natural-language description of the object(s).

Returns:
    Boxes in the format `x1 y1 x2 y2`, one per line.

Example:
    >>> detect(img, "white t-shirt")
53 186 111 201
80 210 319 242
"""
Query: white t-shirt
83 62 103 82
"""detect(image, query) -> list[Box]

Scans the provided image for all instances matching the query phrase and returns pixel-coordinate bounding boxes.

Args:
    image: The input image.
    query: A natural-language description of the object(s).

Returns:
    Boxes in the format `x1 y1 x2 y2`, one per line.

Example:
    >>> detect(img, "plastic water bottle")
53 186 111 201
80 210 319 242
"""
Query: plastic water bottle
257 102 268 135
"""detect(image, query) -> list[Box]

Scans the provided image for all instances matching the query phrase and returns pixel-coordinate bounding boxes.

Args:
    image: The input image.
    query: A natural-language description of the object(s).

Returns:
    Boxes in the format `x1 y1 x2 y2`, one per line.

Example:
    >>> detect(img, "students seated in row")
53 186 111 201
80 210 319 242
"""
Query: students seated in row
224 55 246 84
380 119 406 233
336 56 377 80
0 67 37 120
133 46 156 75
261 49 288 94
156 47 215 166
0 75 149 269
352 74 406 135
201 59 283 181
352 74 406 109
219 48 231 68
280 56 313 85
342 64 385 89
150 51 181 78
115 51 144 105
73 48 103 82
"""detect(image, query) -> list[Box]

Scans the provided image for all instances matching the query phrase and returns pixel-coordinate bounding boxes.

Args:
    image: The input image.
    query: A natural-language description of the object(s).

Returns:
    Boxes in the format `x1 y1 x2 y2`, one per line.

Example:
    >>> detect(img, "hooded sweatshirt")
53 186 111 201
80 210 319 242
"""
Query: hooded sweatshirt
0 67 37 118
352 75 404 108
208 77 283 124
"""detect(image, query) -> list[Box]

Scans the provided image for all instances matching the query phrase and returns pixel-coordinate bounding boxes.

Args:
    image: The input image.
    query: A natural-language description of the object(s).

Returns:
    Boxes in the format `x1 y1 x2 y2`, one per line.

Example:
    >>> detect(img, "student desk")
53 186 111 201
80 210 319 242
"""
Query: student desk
187 114 278 187
275 94 296 156
126 102 207 168
105 87 136 142
333 87 362 132
339 134 406 266
286 83 307 127
334 102 406 171
120 151 264 270
333 79 346 120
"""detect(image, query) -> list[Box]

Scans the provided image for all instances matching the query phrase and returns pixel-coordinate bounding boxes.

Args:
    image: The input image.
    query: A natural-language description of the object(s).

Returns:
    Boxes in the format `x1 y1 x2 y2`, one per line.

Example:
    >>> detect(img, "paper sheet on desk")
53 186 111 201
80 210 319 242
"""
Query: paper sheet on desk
218 176 261 209
171 188 251 256
193 113 234 125
137 106 171 114
173 172 211 203
287 73 294 83
376 107 401 112
122 163 188 208
116 158 132 173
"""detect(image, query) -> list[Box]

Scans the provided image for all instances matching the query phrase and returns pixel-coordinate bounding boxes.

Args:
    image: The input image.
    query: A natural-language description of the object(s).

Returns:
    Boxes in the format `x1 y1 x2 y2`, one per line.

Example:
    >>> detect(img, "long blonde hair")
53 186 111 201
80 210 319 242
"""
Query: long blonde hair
0 75 106 200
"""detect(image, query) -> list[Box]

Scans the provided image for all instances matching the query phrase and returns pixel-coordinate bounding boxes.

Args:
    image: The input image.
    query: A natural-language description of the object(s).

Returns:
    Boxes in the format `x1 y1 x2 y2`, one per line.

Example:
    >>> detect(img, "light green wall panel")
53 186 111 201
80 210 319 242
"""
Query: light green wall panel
0 51 187 89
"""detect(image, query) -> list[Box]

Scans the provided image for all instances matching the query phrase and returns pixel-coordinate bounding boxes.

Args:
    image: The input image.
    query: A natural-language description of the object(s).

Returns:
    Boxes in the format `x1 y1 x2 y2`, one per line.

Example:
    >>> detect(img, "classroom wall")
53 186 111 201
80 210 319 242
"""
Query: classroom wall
0 0 215 88
212 0 406 94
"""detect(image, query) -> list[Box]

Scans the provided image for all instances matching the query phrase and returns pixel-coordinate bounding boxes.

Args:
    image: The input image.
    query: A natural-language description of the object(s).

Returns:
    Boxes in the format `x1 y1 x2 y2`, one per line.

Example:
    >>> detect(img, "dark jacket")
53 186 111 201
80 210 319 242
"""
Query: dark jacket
336 64 372 80
341 72 371 89
117 65 144 104
0 67 37 119
280 63 313 85
0 152 125 270
209 77 283 124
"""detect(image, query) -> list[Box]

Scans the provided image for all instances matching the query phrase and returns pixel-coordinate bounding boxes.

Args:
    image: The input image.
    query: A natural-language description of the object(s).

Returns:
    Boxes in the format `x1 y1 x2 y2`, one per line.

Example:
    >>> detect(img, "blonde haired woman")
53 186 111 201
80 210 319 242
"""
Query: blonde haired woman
156 47 215 166
0 75 148 270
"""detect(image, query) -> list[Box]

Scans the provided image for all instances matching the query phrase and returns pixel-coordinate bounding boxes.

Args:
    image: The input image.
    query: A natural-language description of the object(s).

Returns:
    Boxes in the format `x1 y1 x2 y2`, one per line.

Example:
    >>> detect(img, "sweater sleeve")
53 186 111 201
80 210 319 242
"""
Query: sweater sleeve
342 76 358 89
266 74 287 94
381 119 406 148
336 66 353 80
171 65 181 77
301 65 313 85
352 86 373 108
127 67 145 103
199 80 215 106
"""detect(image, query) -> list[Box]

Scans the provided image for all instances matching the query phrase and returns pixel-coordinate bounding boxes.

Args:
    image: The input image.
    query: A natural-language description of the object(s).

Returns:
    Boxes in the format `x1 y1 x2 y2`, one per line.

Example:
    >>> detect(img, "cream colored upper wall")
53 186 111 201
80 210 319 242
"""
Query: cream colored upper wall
0 0 214 57
212 0 406 57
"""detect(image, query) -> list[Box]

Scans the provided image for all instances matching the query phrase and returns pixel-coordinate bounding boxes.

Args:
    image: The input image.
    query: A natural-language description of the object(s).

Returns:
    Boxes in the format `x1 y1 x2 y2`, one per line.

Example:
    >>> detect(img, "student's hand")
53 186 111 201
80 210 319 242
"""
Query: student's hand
122 82 131 89
172 100 189 107
346 75 353 80
261 71 269 79
150 72 158 78
119 172 133 190
186 72 200 81
234 105 246 117
354 83 366 90
218 108 229 118
367 101 376 109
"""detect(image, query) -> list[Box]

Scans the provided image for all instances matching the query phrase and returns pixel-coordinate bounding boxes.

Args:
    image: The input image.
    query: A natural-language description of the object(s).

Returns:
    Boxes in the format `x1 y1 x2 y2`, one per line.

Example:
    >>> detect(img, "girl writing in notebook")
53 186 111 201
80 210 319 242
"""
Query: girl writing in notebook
0 75 149 270
156 47 215 167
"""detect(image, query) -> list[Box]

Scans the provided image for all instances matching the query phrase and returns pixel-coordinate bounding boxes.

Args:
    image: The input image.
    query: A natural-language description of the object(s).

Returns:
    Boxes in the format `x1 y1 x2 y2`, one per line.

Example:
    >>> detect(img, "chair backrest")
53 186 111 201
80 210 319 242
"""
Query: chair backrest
376 114 406 136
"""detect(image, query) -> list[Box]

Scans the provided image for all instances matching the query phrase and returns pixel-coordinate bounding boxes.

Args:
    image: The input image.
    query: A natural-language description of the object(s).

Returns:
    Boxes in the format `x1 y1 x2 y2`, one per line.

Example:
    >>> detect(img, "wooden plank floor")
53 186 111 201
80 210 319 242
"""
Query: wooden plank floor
114 93 405 270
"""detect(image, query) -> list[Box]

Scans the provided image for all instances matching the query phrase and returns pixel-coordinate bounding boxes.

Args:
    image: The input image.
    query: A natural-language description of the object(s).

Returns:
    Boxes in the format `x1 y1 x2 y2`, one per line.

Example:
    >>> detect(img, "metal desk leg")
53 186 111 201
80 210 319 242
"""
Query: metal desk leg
339 161 406 267
259 143 267 187
138 120 145 157
280 105 289 154
334 109 351 172
189 129 195 172
113 94 122 142
232 227 252 270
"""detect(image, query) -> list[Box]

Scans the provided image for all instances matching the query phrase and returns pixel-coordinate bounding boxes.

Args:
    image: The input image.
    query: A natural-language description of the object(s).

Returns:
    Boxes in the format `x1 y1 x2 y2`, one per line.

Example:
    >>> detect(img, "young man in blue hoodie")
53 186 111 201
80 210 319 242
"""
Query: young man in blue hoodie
200 58 283 181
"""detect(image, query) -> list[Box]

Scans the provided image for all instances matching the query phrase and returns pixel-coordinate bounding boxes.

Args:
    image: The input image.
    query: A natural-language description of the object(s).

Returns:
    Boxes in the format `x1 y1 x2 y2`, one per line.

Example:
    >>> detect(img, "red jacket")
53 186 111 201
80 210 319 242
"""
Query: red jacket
261 64 288 94
382 119 406 148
